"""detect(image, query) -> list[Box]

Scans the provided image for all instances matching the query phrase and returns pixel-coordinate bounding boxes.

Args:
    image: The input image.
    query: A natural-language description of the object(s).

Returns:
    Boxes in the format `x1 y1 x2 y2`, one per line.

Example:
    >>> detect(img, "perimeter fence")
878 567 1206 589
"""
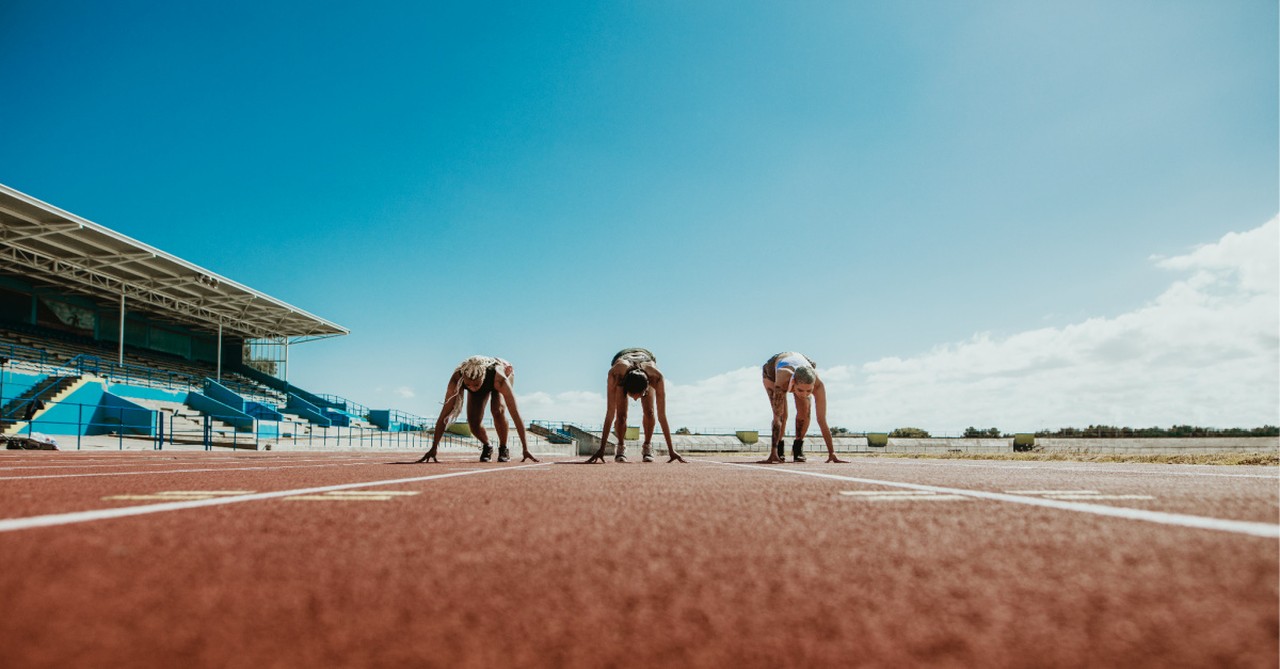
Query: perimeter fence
0 391 455 452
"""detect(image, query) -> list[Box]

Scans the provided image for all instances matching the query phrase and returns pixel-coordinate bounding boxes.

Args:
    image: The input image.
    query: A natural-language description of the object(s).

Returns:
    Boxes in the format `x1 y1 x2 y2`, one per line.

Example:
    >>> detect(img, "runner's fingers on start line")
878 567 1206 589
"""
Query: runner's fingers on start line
521 452 539 463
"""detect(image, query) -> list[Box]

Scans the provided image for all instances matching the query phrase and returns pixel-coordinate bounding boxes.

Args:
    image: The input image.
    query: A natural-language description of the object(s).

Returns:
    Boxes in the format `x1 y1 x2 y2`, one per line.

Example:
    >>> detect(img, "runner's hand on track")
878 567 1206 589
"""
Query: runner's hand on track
584 449 607 464
668 452 687 463
521 451 539 462
416 450 439 463
756 455 782 464
826 454 848 463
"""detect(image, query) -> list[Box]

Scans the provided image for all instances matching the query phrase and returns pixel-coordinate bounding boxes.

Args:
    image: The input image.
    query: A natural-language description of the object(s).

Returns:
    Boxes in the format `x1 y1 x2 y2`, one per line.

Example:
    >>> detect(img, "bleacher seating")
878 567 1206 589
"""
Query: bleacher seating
0 324 283 406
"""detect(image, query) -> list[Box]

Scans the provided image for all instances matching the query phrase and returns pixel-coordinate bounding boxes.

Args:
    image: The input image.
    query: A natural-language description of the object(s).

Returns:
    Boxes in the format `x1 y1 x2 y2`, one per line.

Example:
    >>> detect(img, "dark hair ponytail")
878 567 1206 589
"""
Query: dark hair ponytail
622 369 649 396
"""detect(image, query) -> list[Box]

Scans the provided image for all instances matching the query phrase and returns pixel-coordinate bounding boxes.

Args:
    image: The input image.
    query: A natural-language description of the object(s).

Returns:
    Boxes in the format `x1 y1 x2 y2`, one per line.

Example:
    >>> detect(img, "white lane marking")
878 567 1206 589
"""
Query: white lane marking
714 462 1280 539
318 490 420 496
0 463 550 533
283 495 400 501
1006 490 1100 495
841 490 939 496
102 490 256 501
0 456 373 471
283 490 421 501
1008 490 1157 501
863 459 1279 480
1048 494 1156 500
840 491 970 502
0 462 375 481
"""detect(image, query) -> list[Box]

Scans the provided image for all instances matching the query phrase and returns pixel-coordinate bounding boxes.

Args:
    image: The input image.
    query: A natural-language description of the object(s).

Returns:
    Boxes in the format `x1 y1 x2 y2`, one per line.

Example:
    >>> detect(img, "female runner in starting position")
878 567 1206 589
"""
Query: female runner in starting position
416 355 537 463
585 348 686 463
760 351 847 464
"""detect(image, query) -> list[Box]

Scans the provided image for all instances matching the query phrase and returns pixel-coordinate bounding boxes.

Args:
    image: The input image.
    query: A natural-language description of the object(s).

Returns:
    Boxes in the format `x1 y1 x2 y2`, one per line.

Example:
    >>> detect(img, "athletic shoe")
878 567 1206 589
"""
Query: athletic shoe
642 444 654 463
497 445 510 462
775 441 786 462
792 441 806 463
479 444 492 462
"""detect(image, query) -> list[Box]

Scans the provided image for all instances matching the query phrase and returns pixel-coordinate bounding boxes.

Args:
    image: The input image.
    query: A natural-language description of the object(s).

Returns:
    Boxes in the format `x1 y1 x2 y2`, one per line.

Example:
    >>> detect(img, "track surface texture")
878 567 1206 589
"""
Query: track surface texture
1 451 1276 668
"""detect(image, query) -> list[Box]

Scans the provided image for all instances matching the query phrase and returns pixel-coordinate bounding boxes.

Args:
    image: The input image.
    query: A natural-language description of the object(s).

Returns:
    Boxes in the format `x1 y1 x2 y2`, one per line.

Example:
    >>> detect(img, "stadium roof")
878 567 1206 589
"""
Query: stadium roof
0 183 349 341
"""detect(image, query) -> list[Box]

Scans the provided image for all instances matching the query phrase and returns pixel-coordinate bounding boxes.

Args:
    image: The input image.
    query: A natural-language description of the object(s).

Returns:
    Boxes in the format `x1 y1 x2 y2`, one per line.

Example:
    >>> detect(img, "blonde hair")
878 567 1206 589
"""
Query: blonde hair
794 365 817 385
457 355 501 381
442 356 511 425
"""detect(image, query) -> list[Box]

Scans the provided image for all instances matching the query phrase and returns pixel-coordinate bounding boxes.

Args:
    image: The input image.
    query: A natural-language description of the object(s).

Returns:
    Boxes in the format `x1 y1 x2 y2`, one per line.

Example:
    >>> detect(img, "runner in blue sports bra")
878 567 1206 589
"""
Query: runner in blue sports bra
585 348 686 464
760 352 847 464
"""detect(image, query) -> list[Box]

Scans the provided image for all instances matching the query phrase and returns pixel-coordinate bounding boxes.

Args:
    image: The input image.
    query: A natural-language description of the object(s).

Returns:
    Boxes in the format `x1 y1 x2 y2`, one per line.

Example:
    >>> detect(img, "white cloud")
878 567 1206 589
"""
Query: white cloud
523 218 1279 435
516 390 606 425
394 386 416 399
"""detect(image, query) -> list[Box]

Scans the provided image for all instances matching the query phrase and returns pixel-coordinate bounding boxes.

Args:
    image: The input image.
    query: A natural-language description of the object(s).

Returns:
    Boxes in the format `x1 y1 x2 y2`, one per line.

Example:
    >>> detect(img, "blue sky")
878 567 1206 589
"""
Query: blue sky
2 1 1276 432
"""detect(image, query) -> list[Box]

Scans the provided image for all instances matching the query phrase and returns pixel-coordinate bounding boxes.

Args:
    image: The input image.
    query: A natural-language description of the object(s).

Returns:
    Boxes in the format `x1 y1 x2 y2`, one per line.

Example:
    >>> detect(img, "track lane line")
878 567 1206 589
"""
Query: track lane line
0 462 551 533
0 456 378 471
0 454 437 480
0 461 385 481
712 462 1280 539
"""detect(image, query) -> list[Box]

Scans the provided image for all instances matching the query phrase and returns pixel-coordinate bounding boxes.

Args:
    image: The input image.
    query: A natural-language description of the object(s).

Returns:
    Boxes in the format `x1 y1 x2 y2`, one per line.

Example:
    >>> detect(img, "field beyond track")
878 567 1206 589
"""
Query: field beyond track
1 451 1276 668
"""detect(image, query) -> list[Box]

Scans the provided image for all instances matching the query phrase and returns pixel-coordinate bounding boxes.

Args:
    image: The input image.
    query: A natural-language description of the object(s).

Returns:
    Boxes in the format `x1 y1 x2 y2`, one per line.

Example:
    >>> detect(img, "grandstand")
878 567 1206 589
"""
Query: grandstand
0 182 450 451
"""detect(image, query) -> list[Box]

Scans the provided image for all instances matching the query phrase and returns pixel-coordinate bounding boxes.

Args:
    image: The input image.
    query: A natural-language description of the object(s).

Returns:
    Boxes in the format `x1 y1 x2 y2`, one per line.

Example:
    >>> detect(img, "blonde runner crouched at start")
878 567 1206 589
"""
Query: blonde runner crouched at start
416 356 537 463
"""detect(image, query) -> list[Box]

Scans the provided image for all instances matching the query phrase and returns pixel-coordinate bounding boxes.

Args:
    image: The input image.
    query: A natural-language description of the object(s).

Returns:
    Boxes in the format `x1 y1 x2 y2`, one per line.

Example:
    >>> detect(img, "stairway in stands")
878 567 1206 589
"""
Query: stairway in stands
0 375 87 436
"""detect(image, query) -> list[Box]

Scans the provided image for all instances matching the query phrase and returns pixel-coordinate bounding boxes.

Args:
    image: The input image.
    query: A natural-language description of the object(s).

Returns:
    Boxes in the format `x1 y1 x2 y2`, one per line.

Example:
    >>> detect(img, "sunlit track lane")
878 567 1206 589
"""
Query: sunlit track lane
0 452 461 518
0 454 379 471
0 455 1274 667
741 458 1280 525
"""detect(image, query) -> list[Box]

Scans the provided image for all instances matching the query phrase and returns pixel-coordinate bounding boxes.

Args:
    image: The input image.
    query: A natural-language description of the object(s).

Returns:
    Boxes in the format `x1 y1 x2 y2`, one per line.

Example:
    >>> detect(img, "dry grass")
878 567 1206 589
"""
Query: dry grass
688 451 1279 466
858 452 1280 466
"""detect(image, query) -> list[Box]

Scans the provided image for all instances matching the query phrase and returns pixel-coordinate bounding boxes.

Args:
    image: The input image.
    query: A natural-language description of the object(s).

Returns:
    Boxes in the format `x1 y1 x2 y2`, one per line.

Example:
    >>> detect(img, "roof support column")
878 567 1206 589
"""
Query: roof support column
216 323 223 382
118 293 125 366
283 337 290 383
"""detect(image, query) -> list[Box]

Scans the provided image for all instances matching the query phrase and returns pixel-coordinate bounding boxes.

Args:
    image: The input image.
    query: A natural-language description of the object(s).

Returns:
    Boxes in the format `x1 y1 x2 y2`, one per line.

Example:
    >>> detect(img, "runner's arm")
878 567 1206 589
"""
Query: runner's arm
814 382 846 463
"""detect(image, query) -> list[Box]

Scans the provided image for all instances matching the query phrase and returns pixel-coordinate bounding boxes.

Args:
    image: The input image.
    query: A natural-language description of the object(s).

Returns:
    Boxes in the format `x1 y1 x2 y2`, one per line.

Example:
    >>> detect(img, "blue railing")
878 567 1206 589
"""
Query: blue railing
70 354 194 391
317 394 369 418
0 341 53 369
0 390 445 452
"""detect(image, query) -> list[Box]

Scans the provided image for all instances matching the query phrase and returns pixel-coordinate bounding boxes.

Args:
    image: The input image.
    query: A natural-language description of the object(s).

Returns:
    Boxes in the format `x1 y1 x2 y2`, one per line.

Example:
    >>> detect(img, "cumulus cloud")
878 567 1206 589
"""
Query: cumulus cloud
517 390 607 425
395 386 416 399
838 218 1278 432
537 218 1278 434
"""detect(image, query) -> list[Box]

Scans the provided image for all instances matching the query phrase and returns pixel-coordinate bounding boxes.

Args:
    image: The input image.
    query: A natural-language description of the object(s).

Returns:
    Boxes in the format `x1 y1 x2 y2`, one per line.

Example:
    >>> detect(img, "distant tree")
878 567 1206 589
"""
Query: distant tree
889 427 930 438
1033 424 1279 438
832 426 849 435
675 427 691 435
244 358 277 375
241 344 278 376
964 427 1001 438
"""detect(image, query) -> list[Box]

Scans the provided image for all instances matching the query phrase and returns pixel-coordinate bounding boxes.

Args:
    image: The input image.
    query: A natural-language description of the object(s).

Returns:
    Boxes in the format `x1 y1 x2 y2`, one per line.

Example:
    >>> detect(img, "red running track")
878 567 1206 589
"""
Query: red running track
0 451 1276 668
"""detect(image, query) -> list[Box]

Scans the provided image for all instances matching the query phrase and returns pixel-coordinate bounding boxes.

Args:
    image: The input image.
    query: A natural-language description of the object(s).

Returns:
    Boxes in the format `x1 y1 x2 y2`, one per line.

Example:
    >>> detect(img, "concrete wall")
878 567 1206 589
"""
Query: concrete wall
1035 437 1278 455
1 370 43 403
878 438 1013 455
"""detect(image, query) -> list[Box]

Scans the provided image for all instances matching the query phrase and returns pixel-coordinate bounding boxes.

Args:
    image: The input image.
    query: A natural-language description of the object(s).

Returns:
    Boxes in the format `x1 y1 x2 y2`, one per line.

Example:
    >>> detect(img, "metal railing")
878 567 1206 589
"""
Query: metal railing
382 408 430 430
317 393 367 416
0 390 460 453
0 341 54 369
70 354 196 392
